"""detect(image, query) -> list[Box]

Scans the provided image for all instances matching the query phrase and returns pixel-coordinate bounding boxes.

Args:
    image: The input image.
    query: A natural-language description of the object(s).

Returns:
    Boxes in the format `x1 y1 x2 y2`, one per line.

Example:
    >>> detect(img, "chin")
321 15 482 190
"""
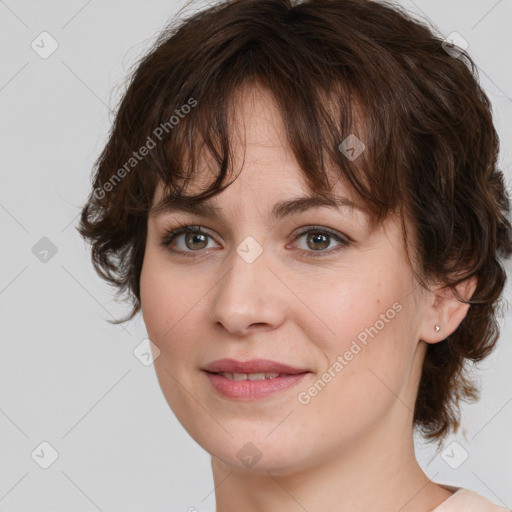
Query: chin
196 431 318 476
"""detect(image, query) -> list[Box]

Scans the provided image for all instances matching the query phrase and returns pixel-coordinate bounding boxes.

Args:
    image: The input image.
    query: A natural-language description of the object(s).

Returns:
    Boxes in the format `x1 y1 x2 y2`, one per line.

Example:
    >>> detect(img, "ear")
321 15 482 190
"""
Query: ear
419 276 478 344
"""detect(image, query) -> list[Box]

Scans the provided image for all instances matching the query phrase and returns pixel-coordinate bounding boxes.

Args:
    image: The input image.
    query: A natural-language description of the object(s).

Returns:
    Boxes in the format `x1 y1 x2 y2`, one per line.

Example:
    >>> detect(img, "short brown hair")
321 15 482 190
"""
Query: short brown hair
78 0 512 443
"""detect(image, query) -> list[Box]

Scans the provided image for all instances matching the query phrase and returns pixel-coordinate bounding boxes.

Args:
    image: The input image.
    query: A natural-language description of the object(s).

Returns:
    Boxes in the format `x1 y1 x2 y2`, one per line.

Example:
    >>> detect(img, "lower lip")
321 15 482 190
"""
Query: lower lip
204 371 309 399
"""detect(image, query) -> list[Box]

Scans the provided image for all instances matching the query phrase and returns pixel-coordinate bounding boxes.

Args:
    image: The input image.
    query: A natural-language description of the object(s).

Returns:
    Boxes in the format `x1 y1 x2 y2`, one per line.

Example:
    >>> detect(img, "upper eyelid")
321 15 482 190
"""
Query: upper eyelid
162 224 350 247
163 223 346 236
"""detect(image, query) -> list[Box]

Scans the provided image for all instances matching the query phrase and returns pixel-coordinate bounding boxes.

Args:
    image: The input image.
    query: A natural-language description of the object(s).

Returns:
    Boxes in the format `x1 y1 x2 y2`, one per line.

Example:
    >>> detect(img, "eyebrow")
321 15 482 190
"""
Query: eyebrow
150 193 365 223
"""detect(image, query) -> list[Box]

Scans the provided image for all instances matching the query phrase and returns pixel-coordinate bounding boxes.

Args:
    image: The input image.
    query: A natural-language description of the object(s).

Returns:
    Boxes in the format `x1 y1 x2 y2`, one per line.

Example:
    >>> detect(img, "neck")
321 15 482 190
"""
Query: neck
211 414 451 512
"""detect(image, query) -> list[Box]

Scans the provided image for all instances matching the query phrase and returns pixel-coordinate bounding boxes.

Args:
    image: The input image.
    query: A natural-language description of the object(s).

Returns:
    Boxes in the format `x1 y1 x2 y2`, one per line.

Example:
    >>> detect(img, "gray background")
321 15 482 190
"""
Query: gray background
0 0 511 511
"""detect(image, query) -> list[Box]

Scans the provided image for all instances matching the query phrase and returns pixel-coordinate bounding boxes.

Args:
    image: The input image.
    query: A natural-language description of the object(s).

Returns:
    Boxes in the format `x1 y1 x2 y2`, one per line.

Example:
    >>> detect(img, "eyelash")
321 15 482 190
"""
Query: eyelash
159 221 350 259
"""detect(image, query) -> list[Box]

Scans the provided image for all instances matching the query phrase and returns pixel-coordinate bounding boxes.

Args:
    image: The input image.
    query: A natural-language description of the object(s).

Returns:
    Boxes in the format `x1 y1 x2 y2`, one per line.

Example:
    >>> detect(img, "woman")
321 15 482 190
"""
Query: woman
78 0 512 510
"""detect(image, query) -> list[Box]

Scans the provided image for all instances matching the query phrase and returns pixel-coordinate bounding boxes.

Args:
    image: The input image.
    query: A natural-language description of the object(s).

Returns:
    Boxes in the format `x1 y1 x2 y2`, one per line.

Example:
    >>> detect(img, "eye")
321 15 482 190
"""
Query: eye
160 223 351 258
290 226 350 258
160 224 218 256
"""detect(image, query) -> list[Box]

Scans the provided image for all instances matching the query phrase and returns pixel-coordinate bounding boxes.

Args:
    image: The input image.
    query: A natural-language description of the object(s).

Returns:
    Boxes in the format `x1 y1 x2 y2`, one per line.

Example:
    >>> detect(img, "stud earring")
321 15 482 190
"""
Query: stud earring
435 325 440 332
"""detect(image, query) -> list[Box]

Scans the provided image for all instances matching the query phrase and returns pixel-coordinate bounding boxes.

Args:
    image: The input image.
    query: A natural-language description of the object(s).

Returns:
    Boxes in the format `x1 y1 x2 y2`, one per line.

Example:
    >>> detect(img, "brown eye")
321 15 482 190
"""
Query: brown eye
291 227 350 258
160 224 350 259
161 225 218 255
305 232 331 251
183 231 209 250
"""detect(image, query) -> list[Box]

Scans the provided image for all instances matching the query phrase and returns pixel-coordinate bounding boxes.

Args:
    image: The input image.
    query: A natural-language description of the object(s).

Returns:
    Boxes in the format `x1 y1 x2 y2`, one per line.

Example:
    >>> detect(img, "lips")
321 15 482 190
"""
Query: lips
202 358 309 375
201 358 310 400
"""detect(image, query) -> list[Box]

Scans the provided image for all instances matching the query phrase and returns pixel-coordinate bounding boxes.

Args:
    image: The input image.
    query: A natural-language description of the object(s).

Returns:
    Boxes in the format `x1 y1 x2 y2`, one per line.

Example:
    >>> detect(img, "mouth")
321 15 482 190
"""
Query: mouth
212 371 284 380
201 358 310 400
202 358 309 375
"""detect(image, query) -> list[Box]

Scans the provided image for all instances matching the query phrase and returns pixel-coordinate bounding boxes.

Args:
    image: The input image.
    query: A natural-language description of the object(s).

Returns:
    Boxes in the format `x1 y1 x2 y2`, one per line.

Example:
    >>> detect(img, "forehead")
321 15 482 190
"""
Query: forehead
153 85 348 190
149 82 383 232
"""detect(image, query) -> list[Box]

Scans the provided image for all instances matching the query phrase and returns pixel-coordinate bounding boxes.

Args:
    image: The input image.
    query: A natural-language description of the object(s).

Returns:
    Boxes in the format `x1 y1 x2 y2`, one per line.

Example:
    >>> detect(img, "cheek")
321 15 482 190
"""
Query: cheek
140 250 200 351
303 267 405 355
139 252 204 415
295 269 413 410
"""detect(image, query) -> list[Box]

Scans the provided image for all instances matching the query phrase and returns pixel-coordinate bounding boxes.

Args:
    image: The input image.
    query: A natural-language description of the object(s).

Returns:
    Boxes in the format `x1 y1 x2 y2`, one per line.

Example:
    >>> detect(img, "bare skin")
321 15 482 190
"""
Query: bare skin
140 83 475 512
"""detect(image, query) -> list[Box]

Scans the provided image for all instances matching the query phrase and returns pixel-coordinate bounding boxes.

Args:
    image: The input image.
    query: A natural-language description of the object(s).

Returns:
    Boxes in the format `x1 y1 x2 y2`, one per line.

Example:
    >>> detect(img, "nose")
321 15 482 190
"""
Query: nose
208 241 287 336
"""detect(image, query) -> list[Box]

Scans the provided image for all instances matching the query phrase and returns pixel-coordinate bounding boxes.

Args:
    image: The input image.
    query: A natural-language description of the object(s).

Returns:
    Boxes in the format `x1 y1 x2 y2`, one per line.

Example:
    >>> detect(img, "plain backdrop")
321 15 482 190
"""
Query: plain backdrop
0 0 511 511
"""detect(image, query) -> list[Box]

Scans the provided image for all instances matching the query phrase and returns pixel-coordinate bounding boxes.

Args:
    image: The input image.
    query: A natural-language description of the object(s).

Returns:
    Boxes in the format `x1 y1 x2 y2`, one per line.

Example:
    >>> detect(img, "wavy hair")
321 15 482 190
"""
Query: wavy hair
77 0 512 443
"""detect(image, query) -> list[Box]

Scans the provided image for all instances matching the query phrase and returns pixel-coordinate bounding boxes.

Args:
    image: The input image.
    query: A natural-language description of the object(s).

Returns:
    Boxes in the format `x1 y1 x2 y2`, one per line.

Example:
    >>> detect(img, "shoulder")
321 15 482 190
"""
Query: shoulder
432 486 510 512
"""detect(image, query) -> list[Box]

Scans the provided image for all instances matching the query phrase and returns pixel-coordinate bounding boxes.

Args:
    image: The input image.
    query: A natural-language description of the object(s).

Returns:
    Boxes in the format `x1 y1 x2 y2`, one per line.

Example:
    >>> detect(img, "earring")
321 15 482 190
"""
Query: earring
435 325 440 332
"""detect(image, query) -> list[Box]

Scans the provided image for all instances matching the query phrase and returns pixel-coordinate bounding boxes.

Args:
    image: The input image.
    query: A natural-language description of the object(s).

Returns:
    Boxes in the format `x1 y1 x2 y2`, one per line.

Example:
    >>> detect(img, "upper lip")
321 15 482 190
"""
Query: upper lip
202 358 309 375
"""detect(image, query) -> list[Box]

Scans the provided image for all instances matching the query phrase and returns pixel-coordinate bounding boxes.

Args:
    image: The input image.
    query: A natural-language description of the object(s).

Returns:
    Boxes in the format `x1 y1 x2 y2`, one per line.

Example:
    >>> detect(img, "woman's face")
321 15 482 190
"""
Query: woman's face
140 86 432 475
